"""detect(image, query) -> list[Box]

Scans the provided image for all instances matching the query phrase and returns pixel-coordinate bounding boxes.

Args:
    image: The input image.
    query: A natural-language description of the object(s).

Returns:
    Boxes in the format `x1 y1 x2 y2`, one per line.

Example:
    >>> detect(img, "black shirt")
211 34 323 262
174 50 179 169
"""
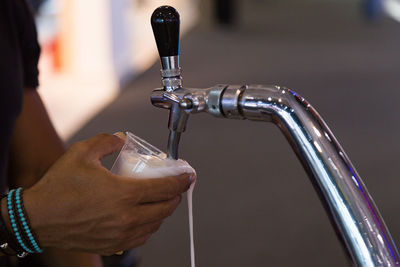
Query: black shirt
0 2 39 264
0 0 40 195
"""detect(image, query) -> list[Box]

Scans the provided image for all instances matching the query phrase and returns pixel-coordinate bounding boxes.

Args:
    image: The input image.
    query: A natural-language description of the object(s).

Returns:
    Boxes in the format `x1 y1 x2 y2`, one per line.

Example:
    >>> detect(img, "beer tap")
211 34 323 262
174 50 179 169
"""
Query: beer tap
150 6 400 266
151 6 189 159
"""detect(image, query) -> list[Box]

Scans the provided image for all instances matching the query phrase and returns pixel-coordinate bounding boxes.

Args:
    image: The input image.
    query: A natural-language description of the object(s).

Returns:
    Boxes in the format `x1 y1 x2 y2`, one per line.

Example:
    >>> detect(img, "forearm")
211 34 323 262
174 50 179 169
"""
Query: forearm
6 89 102 266
1 194 103 266
8 89 64 188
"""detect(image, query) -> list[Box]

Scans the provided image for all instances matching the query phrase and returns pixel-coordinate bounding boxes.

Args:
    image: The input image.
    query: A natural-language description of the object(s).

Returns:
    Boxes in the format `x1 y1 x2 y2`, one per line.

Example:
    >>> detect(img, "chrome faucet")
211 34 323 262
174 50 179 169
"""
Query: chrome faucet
150 6 400 266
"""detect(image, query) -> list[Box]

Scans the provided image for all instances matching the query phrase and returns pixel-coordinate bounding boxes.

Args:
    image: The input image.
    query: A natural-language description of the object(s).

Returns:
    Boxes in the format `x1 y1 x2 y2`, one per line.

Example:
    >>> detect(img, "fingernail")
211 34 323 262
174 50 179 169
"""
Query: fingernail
189 173 196 183
113 132 125 140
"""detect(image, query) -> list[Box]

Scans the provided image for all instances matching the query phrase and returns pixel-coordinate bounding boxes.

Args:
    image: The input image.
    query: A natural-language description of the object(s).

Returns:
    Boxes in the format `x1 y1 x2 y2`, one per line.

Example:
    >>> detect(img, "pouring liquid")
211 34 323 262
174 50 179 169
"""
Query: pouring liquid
188 182 196 267
167 130 196 266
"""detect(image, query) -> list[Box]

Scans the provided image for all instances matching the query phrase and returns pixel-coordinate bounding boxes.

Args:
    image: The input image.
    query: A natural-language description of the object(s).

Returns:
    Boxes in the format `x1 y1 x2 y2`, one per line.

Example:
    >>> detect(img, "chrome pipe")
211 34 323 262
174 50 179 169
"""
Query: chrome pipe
151 84 400 266
225 85 400 266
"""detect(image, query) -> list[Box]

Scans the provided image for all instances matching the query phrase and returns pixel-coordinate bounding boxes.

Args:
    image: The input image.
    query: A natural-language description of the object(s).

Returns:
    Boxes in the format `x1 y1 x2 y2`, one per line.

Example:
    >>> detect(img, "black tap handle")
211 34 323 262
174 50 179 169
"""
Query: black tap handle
151 6 180 58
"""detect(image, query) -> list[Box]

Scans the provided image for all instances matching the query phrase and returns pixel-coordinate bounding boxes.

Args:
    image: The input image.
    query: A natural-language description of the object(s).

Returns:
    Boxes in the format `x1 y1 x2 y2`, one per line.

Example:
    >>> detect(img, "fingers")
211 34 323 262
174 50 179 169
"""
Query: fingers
133 195 182 225
130 221 163 240
102 196 181 253
101 221 162 255
100 233 152 256
119 233 152 251
119 221 162 251
132 173 192 203
73 133 125 162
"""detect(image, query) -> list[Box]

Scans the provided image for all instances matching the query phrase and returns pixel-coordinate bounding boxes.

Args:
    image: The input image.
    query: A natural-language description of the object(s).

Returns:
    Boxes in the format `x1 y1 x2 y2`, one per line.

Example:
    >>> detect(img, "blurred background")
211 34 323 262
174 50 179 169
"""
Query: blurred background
32 0 400 266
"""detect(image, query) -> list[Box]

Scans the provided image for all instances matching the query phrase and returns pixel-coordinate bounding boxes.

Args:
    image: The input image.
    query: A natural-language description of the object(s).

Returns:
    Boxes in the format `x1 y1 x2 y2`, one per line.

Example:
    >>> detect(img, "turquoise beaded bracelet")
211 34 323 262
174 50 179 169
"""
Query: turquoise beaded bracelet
7 189 34 254
15 188 42 253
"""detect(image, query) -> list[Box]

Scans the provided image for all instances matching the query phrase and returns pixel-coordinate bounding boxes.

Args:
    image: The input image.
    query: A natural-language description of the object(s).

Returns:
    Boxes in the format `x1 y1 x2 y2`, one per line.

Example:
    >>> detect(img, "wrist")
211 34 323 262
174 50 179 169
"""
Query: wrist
0 192 31 257
22 187 53 248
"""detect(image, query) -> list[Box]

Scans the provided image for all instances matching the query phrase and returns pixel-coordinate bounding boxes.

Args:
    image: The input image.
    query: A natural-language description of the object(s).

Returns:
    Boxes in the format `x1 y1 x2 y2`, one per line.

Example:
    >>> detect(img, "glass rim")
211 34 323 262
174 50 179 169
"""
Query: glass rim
125 131 165 158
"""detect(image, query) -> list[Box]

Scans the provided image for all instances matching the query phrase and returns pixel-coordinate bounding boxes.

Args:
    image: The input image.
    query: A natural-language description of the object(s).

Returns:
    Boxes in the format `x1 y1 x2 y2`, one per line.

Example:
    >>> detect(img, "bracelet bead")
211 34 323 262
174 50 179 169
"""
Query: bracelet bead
7 189 33 254
15 188 42 253
0 193 27 257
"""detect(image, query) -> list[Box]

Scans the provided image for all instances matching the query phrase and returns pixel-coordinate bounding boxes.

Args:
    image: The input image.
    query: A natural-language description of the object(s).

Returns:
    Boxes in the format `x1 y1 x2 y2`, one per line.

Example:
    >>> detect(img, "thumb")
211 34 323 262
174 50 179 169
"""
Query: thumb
83 133 126 162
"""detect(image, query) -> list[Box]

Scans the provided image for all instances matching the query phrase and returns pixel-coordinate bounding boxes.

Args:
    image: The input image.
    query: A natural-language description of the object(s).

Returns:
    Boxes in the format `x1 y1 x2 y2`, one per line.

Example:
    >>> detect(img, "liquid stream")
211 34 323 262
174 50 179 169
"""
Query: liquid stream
188 182 195 267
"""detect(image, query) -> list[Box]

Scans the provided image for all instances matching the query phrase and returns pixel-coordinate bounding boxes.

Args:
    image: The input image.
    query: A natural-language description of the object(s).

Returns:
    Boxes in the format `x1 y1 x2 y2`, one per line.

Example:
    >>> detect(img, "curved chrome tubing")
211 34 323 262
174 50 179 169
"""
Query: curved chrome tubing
151 84 400 266
240 85 399 266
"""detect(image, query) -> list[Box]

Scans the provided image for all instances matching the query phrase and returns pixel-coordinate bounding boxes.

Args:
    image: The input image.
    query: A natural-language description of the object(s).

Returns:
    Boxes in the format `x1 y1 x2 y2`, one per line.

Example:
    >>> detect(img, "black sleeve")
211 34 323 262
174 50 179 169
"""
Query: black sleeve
13 0 41 89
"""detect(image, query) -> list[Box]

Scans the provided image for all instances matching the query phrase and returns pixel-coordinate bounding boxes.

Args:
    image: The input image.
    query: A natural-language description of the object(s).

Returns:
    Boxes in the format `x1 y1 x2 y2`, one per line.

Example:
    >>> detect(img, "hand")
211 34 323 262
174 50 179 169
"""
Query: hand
16 133 193 255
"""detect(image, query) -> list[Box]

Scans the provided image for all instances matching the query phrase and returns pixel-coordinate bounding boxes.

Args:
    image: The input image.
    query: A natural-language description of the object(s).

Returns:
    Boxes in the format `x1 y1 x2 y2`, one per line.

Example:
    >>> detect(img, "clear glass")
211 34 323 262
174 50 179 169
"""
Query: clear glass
111 132 194 178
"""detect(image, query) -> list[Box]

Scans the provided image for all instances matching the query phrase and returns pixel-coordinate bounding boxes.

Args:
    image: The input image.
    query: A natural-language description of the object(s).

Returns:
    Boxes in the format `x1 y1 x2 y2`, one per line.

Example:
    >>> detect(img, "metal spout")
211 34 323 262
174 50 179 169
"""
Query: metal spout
167 130 181 159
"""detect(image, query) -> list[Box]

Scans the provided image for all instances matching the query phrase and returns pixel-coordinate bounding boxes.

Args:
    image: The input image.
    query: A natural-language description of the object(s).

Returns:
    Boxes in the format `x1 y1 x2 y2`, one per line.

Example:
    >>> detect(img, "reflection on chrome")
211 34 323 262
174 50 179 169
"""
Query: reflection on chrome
152 84 400 266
